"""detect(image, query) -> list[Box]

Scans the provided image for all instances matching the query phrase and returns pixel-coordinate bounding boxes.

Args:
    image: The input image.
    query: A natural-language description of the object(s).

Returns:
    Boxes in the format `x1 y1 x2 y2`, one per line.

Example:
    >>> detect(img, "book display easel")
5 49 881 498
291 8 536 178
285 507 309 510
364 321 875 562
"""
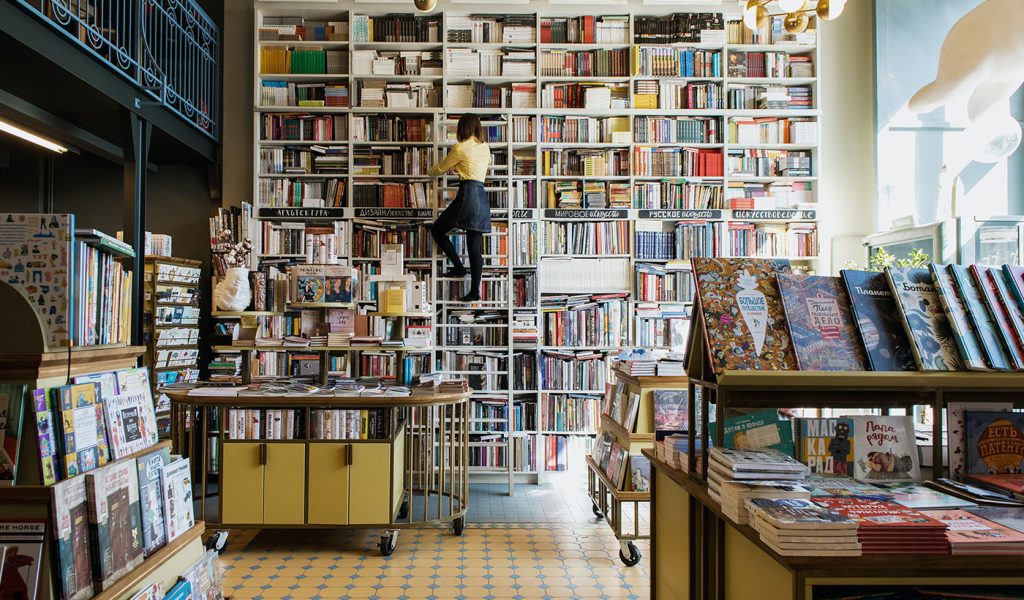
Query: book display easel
143 256 202 437
251 3 822 493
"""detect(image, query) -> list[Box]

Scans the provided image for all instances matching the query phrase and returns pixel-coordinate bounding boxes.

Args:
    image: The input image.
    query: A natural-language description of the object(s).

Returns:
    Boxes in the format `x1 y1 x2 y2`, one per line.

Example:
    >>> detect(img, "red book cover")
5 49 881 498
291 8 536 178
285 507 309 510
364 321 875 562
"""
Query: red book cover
965 473 1024 495
811 498 948 530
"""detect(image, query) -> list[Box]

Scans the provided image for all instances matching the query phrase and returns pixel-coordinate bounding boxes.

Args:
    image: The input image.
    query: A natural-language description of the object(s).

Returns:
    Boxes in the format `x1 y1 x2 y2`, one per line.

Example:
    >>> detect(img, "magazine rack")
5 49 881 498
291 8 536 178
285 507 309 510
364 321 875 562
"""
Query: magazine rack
647 309 1024 599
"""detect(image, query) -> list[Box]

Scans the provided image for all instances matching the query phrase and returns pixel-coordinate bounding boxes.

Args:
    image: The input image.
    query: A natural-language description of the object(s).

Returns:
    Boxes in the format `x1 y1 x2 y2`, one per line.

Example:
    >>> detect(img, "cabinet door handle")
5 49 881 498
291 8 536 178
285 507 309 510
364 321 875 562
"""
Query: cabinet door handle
346 444 353 466
259 443 267 465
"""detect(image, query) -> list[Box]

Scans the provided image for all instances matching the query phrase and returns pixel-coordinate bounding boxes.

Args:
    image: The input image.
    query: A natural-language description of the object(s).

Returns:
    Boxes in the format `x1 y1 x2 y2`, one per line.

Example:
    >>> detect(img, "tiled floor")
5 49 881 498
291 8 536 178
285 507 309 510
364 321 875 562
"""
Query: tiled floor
220 475 652 600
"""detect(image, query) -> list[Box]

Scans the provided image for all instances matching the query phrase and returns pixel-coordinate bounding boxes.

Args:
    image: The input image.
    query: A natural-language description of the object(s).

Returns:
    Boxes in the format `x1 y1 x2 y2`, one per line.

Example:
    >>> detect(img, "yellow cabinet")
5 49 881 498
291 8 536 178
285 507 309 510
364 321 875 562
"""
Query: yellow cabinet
221 443 264 524
349 443 392 524
307 444 350 525
264 444 306 524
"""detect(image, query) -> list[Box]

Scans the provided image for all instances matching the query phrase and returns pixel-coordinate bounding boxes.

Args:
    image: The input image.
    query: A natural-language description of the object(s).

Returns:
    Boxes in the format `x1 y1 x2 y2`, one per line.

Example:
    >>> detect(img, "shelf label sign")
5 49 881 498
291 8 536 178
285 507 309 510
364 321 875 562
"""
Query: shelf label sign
732 209 816 220
638 209 724 220
258 207 346 219
543 209 629 219
512 209 535 219
353 208 433 219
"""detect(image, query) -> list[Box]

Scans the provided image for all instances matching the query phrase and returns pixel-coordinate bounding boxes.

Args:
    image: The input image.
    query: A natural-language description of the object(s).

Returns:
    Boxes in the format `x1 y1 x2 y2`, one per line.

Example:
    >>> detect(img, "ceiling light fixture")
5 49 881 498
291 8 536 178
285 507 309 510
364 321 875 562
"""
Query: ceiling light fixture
0 117 68 154
742 0 846 34
414 0 437 12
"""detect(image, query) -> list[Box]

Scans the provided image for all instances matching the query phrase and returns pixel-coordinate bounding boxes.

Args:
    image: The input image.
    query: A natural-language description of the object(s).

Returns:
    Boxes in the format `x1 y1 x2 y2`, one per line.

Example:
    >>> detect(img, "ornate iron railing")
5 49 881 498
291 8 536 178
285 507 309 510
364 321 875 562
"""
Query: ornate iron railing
15 0 220 140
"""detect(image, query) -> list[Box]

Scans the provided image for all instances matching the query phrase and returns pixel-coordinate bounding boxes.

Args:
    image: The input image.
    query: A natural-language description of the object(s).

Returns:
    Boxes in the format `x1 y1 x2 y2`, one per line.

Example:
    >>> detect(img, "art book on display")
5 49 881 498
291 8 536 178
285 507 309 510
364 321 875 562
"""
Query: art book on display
972 265 1024 370
85 459 144 589
796 417 855 477
949 264 1010 371
691 258 796 372
52 476 95 600
30 388 59 485
839 270 916 371
161 458 195 543
852 416 920 483
55 383 111 479
929 264 988 371
605 440 629 489
0 520 46 600
115 368 151 396
885 267 964 371
104 391 159 460
630 454 651 492
947 401 1012 480
652 389 688 432
964 411 1024 474
711 409 794 456
128 583 163 600
776 274 867 371
136 446 170 556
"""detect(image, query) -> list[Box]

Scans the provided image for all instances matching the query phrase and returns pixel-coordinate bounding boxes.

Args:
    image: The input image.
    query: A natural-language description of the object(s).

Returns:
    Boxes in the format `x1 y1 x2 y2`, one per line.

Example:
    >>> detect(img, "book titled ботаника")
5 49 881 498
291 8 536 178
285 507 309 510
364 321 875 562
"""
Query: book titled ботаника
885 267 964 371
776 273 867 371
839 270 916 371
692 258 795 373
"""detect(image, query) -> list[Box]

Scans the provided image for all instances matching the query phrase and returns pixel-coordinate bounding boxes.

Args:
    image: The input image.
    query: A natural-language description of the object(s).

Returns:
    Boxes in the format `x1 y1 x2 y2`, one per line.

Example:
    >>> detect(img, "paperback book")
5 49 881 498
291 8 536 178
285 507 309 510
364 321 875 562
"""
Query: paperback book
652 389 688 432
711 409 794 455
745 498 856 530
920 509 1024 555
839 269 916 371
136 446 171 556
85 459 144 589
776 274 867 371
691 257 796 372
885 267 964 371
55 383 111 478
103 391 159 460
161 458 195 542
30 388 59 485
0 520 46 600
964 411 1024 474
949 264 1009 370
929 264 987 370
52 476 95 600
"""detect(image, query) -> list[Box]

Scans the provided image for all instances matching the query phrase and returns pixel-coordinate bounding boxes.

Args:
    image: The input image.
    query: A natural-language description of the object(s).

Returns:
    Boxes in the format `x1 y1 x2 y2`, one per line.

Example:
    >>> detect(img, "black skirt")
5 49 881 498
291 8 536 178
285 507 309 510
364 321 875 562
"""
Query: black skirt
436 180 491 233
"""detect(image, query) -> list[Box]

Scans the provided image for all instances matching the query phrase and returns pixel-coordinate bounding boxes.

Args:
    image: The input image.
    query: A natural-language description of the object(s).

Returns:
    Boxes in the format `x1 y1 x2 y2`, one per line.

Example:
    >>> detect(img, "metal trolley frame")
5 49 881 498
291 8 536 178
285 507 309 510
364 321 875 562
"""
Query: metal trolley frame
587 456 650 566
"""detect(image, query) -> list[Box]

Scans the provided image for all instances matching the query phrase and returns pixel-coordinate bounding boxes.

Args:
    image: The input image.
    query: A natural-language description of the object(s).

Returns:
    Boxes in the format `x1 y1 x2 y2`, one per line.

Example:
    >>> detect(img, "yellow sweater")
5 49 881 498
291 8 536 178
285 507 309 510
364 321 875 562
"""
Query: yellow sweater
427 137 491 181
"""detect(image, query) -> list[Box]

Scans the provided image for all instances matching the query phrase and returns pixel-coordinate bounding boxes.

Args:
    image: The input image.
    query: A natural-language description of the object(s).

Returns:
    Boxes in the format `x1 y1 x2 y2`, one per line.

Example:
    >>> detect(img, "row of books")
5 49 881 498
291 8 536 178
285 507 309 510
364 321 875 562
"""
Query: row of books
728 51 813 79
633 146 724 177
634 115 720 144
729 117 817 146
539 48 629 78
728 84 814 111
74 239 134 346
540 148 629 177
726 15 816 46
351 181 431 208
259 146 347 175
634 13 725 45
352 115 431 142
446 82 536 110
259 16 346 42
543 181 630 210
446 15 536 44
540 393 600 433
541 294 628 347
539 82 628 110
256 178 345 209
633 181 724 210
351 14 441 43
539 115 627 144
443 311 508 347
592 430 637 489
633 80 722 110
539 16 628 44
726 222 817 259
260 47 346 75
260 81 349 108
541 220 630 256
352 49 441 76
226 408 392 440
260 114 346 142
633 47 721 79
635 262 694 303
539 350 607 392
445 47 536 78
356 80 439 109
352 146 430 176
727 148 812 177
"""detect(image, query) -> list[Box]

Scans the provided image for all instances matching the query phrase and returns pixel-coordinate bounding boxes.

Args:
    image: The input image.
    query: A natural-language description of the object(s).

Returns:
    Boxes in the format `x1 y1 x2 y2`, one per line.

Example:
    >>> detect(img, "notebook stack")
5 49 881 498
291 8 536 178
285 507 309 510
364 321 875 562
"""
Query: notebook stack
812 497 950 555
921 510 1024 555
745 498 861 556
708 447 810 506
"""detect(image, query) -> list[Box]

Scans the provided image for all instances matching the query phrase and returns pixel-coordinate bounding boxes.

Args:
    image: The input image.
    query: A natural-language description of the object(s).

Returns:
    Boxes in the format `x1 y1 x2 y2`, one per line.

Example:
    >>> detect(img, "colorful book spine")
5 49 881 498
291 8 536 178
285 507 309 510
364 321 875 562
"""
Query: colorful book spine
929 264 987 371
839 270 916 371
971 265 1024 370
949 264 1010 371
885 267 964 371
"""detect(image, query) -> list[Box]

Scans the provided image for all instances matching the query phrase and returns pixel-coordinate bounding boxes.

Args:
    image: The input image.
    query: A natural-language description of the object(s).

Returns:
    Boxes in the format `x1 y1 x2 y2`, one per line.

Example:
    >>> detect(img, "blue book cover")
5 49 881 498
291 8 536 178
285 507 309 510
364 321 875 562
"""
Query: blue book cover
839 270 916 371
164 580 192 600
711 409 794 456
886 267 964 371
929 264 987 371
950 264 1010 371
965 410 1024 475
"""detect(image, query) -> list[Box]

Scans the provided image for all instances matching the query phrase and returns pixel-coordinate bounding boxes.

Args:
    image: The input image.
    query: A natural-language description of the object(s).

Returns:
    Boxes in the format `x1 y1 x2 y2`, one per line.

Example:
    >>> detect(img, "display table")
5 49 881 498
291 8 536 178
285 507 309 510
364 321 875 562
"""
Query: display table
167 388 472 555
646 449 1024 600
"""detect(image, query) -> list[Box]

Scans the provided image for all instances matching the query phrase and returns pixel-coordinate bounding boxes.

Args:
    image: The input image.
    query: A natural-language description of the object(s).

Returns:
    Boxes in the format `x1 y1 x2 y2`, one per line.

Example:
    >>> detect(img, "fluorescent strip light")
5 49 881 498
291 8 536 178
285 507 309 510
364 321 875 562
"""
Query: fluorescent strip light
0 118 68 153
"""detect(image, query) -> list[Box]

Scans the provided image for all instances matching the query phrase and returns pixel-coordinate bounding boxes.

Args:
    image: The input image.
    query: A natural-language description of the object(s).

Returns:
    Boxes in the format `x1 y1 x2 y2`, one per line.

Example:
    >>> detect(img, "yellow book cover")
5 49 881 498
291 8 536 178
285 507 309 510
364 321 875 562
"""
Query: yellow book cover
383 287 405 313
360 410 368 439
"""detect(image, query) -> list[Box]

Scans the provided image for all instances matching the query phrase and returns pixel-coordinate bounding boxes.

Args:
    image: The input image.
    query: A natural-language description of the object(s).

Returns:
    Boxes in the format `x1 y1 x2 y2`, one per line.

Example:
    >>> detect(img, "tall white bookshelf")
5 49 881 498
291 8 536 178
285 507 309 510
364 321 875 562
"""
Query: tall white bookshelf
249 1 821 494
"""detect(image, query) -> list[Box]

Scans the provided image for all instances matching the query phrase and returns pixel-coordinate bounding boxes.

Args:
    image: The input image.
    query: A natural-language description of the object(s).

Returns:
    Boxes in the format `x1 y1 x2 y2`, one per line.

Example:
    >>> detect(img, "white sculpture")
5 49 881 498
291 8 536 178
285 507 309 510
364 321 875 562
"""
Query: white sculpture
215 267 252 311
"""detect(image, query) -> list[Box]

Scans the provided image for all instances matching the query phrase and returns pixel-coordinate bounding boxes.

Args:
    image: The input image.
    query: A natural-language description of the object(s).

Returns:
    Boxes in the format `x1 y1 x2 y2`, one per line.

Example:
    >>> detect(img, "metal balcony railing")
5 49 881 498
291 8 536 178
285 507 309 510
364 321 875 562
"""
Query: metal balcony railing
16 0 220 140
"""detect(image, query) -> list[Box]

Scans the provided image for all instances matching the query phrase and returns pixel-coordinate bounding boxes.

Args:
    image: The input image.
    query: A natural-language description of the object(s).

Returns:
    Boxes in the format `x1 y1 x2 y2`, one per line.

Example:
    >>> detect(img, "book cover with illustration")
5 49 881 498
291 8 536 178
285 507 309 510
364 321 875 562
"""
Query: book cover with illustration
629 454 651 492
929 264 987 370
796 418 855 476
711 409 794 455
947 401 1012 480
85 459 144 589
986 267 1024 369
0 520 46 600
1001 264 1024 314
965 411 1024 474
160 458 195 543
839 270 916 371
691 258 796 373
885 267 964 371
949 264 1010 371
103 391 158 460
920 509 1024 551
811 497 947 531
852 416 920 483
52 476 95 600
971 265 1024 370
55 383 110 479
31 388 60 485
746 498 856 530
136 446 170 556
776 274 867 371
652 389 688 432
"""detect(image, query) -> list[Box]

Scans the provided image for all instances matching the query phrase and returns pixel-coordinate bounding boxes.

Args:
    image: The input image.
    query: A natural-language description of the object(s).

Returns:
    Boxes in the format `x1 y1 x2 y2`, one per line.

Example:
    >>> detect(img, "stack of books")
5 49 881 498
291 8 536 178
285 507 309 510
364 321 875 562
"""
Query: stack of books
656 434 704 474
708 448 810 506
921 510 1024 555
746 498 861 557
812 498 950 555
439 378 470 394
718 479 810 525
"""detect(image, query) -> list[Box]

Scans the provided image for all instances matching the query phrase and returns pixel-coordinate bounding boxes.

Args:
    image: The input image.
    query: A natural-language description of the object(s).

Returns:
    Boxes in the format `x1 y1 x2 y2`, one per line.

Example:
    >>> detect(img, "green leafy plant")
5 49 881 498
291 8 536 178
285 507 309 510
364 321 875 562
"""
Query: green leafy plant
846 248 932 272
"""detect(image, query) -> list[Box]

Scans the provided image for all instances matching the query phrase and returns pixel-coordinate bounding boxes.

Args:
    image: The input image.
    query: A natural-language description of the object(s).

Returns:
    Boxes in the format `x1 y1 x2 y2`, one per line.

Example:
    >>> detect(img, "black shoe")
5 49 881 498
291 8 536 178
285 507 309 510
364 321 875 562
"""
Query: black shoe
459 292 481 302
443 267 467 278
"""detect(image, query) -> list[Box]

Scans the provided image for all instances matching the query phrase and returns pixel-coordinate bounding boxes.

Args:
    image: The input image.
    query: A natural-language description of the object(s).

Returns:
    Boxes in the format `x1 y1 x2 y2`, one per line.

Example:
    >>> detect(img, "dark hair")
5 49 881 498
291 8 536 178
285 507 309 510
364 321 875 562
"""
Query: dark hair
456 114 483 142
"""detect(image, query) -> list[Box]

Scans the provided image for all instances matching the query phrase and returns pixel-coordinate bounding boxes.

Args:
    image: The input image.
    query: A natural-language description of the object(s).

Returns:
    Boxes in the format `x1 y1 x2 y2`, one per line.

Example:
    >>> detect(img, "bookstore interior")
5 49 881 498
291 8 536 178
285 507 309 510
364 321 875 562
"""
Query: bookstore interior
3 0 1024 599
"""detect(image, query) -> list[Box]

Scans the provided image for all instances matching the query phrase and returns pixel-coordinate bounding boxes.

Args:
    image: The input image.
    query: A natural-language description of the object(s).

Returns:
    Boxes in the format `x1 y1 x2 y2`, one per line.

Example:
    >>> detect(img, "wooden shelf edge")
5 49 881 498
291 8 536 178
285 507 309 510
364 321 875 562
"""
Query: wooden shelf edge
145 256 203 267
585 455 648 501
601 414 654 443
0 345 146 382
613 367 689 387
91 521 206 600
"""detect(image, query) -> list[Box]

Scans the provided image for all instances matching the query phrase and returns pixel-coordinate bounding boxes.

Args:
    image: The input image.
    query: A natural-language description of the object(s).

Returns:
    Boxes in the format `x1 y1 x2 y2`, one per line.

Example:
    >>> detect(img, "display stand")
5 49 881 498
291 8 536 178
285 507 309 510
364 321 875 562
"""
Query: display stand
168 388 471 555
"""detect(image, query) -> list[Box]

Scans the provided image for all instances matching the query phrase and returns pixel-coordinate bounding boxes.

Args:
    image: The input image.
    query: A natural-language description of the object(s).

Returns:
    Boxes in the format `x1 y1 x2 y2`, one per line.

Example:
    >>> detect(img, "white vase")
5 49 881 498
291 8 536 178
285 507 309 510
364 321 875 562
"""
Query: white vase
215 267 252 312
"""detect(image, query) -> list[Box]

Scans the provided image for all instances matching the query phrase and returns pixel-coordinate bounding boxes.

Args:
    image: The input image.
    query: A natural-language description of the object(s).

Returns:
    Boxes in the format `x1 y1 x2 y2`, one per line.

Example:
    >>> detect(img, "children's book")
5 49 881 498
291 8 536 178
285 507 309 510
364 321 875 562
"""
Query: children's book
947 401 1012 480
840 269 916 371
929 264 987 370
652 389 688 432
136 446 171 556
30 388 60 485
104 391 159 460
85 459 144 589
971 264 1024 370
796 417 855 476
55 383 110 479
51 476 95 600
776 274 867 371
161 458 195 543
949 264 1010 370
852 415 920 483
885 267 964 371
711 409 794 455
987 267 1024 369
0 520 46 600
964 411 1024 474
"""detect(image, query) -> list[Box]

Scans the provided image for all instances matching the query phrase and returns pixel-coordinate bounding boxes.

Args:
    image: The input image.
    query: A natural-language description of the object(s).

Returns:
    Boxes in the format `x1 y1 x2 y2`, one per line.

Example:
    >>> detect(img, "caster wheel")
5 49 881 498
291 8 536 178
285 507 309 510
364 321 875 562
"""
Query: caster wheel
591 503 603 519
398 501 409 520
618 541 641 567
206 530 229 555
452 516 465 536
379 531 398 557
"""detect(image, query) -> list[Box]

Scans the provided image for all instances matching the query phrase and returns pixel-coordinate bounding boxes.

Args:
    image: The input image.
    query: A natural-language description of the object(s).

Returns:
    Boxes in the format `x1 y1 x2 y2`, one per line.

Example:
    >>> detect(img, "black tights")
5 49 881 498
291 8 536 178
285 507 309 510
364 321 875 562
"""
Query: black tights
431 222 483 299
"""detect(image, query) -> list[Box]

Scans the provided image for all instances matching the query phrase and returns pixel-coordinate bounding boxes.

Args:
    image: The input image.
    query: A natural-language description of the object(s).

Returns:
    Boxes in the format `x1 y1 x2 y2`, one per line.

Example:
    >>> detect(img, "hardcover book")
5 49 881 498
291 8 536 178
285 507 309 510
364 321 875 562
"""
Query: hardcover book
691 258 796 372
629 454 651 492
745 498 856 530
839 270 916 371
971 264 1024 370
136 447 170 556
161 457 195 542
929 264 987 370
605 440 629 489
652 389 688 432
852 415 920 483
947 401 1011 480
776 274 867 371
104 391 159 460
949 264 1009 370
1001 264 1024 313
0 386 26 484
115 368 151 395
55 383 111 478
986 267 1024 369
885 267 964 371
0 520 46 600
796 417 855 476
871 481 976 510
72 371 118 399
711 409 794 455
920 509 1024 551
964 411 1024 474
965 473 1024 497
85 459 144 589
30 388 59 485
51 476 95 600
